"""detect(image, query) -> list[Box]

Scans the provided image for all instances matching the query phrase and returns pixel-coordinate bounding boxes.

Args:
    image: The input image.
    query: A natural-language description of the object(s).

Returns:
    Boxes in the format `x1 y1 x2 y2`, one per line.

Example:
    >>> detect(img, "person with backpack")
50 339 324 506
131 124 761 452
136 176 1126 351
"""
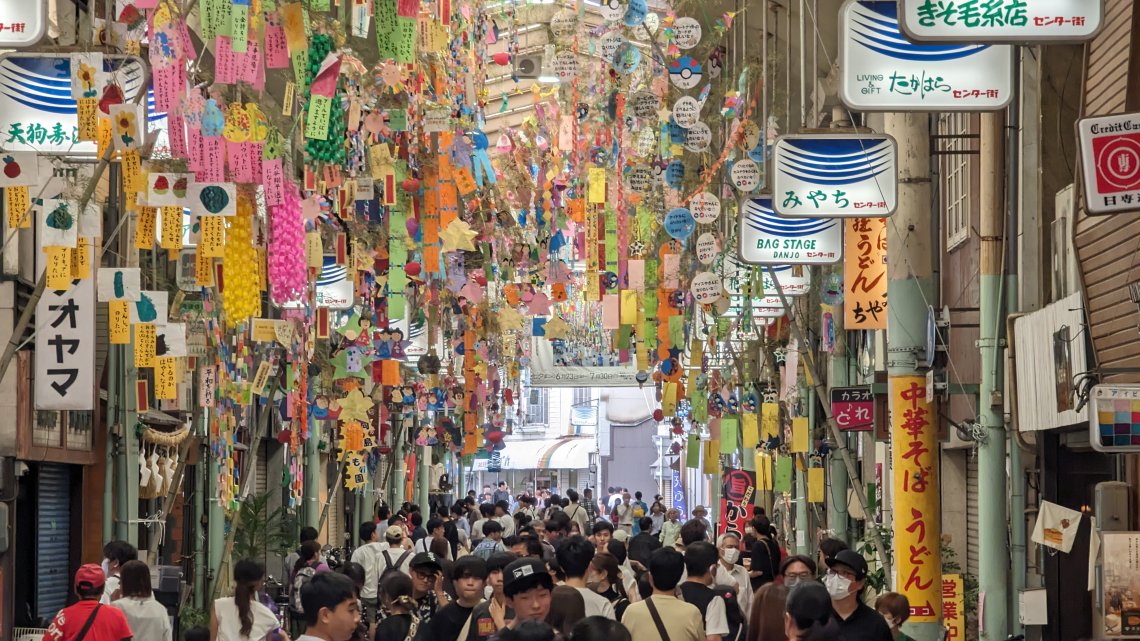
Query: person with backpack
42 564 133 641
292 541 324 619
473 520 508 560
349 522 389 625
680 542 731 641
379 525 415 581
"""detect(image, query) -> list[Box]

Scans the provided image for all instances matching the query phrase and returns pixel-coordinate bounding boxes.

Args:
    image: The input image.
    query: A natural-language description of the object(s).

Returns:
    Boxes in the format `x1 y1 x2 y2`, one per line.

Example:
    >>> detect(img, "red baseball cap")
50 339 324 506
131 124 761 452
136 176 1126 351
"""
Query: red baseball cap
74 564 106 591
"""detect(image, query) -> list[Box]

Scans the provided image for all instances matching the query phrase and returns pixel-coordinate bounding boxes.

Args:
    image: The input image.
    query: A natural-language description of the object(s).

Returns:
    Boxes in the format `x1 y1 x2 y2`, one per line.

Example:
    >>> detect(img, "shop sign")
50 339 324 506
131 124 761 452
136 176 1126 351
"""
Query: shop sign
772 135 897 218
0 0 46 47
831 386 875 431
35 277 96 409
844 217 888 329
1077 113 1140 215
718 468 755 539
0 54 164 156
890 376 941 622
670 468 686 515
840 1 1014 111
1101 532 1140 638
899 0 1103 43
763 265 811 296
738 197 842 265
941 574 964 641
1089 384 1140 452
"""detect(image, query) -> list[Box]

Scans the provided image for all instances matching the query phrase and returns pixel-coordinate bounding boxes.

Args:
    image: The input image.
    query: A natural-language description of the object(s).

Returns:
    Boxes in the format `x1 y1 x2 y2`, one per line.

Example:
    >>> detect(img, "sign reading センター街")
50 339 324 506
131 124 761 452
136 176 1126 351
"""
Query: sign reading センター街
840 1 1014 111
890 376 942 622
1078 113 1140 215
738 197 843 265
899 0 1103 44
772 135 897 218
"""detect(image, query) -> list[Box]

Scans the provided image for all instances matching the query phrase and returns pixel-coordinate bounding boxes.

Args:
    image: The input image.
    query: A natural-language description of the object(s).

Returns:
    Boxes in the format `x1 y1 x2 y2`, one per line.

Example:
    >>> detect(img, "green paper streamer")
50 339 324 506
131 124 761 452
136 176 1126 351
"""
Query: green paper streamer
691 393 707 422
230 4 249 51
720 417 739 455
774 457 793 493
604 207 619 276
616 325 632 350
668 315 684 348
686 433 700 469
642 290 658 320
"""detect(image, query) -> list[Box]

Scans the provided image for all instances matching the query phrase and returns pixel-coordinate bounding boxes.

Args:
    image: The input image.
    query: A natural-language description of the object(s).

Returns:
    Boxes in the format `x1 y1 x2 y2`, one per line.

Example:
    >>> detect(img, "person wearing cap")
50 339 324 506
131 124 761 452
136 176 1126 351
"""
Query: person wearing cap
43 564 133 641
784 581 841 641
824 550 892 641
407 552 451 624
349 521 390 624
500 558 554 630
468 552 518 641
621 548 705 641
418 556 488 640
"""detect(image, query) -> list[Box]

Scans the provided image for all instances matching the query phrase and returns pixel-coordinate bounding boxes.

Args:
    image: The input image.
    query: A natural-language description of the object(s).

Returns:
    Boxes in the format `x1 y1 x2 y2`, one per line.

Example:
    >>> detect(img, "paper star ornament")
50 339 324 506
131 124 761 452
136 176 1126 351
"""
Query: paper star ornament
336 388 373 424
441 219 478 252
526 292 552 316
498 306 525 331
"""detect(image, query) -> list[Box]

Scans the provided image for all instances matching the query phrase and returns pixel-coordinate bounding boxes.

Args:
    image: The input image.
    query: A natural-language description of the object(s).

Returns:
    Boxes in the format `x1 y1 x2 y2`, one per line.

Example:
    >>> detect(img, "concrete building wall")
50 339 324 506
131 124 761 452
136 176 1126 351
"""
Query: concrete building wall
601 418 657 497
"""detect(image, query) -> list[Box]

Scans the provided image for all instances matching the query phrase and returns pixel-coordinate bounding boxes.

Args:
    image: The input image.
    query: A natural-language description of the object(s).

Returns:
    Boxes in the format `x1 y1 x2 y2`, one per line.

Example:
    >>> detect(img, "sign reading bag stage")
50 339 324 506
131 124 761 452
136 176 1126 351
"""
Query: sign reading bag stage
772 135 897 218
738 197 842 265
1077 113 1140 215
899 0 1103 44
840 1 1014 111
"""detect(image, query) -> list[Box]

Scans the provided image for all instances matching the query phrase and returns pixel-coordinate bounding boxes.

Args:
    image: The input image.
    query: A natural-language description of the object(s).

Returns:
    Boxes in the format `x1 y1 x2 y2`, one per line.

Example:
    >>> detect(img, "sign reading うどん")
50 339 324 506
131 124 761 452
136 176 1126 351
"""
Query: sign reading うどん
898 0 1103 44
772 135 897 218
1077 113 1140 215
738 197 842 265
840 1 1014 111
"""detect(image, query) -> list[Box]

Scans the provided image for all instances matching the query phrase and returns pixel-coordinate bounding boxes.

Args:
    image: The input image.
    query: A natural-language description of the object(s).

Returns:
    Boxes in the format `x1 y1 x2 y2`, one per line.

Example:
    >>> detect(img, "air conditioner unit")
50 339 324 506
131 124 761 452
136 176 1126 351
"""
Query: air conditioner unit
514 53 543 79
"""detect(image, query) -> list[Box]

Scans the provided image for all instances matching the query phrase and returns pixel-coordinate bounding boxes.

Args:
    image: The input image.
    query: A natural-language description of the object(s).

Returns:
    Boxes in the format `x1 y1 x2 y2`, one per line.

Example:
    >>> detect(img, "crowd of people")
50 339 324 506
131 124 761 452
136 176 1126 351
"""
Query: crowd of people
44 486 918 641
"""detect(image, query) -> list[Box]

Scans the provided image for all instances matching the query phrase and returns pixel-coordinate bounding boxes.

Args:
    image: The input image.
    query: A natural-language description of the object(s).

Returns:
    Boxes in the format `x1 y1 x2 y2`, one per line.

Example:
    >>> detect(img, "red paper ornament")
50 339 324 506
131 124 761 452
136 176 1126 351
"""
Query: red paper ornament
653 409 664 422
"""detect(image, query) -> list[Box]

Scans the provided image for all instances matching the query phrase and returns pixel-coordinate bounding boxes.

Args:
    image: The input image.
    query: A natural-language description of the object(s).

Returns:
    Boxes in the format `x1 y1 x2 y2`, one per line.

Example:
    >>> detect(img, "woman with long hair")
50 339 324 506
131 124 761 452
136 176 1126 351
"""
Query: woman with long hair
545 585 586 639
585 555 630 620
112 560 172 641
212 559 286 641
374 573 419 641
783 583 840 641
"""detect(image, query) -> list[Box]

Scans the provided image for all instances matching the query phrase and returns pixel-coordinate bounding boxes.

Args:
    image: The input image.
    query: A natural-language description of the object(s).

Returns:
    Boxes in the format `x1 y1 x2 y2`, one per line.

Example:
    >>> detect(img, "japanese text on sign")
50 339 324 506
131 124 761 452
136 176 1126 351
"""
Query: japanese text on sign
890 376 942 622
942 574 964 641
719 468 756 538
831 386 875 431
900 0 1102 43
844 217 888 329
35 278 95 409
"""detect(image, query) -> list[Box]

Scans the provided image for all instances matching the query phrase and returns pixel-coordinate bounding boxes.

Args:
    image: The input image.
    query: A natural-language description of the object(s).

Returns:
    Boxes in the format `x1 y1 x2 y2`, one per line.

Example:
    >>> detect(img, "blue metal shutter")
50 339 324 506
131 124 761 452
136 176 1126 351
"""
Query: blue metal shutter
36 464 72 622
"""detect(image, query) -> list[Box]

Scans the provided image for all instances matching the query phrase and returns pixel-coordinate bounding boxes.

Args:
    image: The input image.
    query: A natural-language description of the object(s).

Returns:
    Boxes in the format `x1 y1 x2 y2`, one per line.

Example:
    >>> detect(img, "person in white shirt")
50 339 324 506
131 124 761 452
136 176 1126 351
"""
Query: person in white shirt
293 572 362 641
472 503 494 546
414 518 453 559
112 560 173 641
349 521 392 623
564 489 591 537
494 501 516 538
556 535 616 620
679 542 731 641
715 532 753 622
212 559 281 641
613 492 636 534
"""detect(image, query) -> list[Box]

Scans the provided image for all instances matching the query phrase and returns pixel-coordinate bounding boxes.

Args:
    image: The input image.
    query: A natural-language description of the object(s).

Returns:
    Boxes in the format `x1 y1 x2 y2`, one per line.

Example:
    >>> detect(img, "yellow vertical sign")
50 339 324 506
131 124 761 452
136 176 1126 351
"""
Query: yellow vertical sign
844 218 888 329
941 574 964 641
890 376 942 623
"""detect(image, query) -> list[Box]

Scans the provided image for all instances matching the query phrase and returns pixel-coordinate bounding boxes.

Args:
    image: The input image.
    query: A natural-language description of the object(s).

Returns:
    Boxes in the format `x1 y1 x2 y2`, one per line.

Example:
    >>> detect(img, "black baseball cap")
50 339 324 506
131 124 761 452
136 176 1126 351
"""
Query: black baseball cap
502 558 553 597
410 552 443 573
826 549 868 580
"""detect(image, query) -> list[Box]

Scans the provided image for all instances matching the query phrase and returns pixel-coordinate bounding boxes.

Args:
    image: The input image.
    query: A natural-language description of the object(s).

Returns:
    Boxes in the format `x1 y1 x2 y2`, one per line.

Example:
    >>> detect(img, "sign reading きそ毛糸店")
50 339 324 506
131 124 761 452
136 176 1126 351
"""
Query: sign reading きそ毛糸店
771 135 897 218
840 1 1014 111
898 0 1103 44
1077 113 1140 215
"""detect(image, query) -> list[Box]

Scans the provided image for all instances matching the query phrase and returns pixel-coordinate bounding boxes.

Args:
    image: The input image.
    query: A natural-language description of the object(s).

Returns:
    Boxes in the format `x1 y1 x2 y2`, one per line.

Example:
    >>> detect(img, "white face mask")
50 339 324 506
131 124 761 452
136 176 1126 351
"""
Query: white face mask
823 573 853 599
722 548 740 564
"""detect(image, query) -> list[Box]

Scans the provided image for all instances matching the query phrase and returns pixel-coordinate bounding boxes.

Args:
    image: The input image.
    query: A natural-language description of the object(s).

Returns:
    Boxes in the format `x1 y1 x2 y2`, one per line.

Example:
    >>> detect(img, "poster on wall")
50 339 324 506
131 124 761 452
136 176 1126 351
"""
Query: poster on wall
719 468 755 538
1101 532 1140 638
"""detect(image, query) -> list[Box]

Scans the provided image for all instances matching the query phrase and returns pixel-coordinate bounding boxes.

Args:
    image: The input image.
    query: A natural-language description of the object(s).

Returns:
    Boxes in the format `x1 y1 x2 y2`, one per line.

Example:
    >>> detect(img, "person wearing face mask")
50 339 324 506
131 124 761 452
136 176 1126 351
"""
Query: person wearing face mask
823 550 893 641
874 593 914 641
101 540 139 604
744 556 816 641
681 542 731 641
715 534 753 622
586 553 631 620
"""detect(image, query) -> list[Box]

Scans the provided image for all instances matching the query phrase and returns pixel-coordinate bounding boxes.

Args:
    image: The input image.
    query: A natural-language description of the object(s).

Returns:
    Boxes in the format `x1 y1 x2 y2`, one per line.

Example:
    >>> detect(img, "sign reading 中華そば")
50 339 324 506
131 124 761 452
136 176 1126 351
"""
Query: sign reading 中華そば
772 135 897 218
899 0 1103 44
1077 113 1140 215
738 197 842 265
840 1 1014 111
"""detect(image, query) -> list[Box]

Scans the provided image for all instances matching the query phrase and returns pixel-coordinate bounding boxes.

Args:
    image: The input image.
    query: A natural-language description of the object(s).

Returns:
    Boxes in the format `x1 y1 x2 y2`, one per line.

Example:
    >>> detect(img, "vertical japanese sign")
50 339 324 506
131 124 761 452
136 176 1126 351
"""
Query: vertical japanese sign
1077 113 1140 215
844 217 888 328
840 1 1013 111
890 376 941 622
719 468 755 538
941 574 964 641
671 468 687 516
35 277 96 409
772 135 897 218
1101 532 1140 638
831 386 875 431
899 0 1103 43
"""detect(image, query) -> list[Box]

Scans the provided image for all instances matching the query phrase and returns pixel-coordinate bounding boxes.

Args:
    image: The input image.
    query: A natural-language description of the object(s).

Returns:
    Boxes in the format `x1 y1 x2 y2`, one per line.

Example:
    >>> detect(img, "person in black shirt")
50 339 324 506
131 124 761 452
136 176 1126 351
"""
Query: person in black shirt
466 552 518 641
375 573 419 641
823 550 893 641
627 517 662 568
417 556 488 640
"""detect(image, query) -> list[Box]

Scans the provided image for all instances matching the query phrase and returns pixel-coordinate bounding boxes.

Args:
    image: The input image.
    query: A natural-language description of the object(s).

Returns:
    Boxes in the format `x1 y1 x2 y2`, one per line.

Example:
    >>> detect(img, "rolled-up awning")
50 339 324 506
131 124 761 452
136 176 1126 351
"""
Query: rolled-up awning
498 437 594 470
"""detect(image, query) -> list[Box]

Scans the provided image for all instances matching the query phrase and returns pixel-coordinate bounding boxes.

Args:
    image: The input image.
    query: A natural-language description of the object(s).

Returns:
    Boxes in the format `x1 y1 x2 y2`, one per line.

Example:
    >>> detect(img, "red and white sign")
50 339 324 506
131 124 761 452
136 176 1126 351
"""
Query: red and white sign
1078 112 1140 214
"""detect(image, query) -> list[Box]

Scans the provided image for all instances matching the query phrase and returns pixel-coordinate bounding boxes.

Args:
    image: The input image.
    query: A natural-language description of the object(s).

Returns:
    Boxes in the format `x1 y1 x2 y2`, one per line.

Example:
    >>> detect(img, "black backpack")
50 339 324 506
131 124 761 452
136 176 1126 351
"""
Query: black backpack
380 549 412 581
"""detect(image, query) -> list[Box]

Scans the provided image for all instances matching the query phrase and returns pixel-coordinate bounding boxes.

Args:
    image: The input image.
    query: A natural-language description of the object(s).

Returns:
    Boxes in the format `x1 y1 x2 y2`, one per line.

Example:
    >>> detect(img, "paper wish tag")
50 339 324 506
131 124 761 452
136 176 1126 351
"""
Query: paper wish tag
690 192 720 223
672 96 701 129
672 17 702 49
730 158 761 191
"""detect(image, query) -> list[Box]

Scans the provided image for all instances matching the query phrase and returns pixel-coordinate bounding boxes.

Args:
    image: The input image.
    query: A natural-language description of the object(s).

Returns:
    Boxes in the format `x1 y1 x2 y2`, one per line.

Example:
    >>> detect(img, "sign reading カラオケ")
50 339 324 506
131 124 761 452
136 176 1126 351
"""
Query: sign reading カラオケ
1077 113 1140 215
840 1 1014 111
0 0 46 47
738 197 842 265
772 135 897 218
899 0 1103 44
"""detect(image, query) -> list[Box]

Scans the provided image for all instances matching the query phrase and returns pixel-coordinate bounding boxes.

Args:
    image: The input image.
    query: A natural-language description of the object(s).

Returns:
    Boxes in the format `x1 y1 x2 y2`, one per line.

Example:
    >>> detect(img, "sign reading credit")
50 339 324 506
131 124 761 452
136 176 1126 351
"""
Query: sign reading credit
1078 113 1140 215
840 1 1014 111
738 197 842 265
772 135 897 218
899 0 1103 44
